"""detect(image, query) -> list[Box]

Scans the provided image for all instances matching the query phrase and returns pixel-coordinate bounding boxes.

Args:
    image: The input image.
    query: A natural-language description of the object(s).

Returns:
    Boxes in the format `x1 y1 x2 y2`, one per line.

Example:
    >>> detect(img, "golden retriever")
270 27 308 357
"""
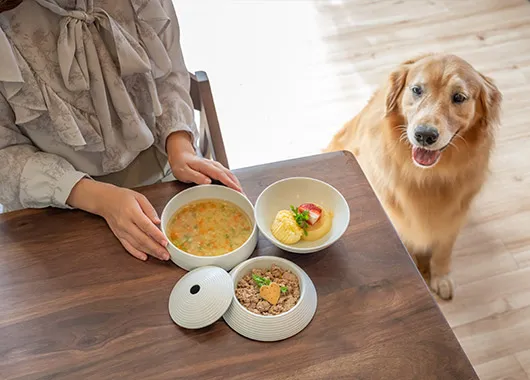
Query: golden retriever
325 53 502 300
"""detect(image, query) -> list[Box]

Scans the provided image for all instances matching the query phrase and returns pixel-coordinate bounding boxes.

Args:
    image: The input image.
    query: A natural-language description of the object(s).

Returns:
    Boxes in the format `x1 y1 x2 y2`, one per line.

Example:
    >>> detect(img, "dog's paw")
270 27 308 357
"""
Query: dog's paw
430 274 454 300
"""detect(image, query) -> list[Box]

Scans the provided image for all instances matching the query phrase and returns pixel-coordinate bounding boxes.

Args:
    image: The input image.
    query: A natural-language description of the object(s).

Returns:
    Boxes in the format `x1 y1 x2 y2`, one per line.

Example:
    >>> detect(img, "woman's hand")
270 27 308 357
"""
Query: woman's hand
67 179 169 261
166 131 242 192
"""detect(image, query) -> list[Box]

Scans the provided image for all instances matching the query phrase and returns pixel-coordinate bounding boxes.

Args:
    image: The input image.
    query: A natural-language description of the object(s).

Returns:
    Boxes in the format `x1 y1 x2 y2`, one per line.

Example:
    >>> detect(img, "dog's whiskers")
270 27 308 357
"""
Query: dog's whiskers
399 131 410 145
455 133 469 149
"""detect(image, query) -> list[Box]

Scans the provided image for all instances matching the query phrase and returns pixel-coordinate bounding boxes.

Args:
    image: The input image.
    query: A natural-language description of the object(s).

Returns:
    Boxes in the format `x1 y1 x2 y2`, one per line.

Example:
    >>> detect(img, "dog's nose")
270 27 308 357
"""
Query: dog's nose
414 125 439 146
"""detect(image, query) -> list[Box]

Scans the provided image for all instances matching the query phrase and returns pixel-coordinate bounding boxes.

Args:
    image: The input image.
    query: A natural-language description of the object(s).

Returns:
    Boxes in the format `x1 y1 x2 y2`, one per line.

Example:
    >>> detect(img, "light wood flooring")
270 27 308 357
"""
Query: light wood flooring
176 0 530 378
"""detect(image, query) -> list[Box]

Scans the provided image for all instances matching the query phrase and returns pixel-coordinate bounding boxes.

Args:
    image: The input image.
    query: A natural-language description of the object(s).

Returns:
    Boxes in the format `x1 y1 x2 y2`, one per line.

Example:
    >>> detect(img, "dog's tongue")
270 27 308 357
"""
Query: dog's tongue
412 147 441 167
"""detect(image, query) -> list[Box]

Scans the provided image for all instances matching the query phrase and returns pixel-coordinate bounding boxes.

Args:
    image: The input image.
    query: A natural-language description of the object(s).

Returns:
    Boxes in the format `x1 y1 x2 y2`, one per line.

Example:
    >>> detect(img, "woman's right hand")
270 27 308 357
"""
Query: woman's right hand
67 179 169 261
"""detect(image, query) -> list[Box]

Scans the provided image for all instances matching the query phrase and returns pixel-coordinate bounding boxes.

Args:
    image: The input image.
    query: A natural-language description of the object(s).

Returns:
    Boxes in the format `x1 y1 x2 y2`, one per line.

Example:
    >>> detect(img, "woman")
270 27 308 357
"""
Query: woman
0 0 242 261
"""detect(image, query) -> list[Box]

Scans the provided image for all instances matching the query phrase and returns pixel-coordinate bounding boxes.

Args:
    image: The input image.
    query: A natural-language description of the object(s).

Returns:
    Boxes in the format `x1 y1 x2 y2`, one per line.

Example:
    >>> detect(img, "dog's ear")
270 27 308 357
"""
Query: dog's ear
479 73 502 126
385 67 408 116
385 53 433 116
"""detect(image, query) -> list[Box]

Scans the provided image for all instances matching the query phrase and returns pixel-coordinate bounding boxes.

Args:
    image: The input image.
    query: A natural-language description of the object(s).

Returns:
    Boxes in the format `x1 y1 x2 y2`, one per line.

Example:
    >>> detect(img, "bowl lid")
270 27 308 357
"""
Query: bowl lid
168 266 233 329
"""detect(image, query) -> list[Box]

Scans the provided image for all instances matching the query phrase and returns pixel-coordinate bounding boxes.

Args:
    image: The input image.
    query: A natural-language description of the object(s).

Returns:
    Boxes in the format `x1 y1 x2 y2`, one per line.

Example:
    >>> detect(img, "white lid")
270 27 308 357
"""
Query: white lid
168 266 234 329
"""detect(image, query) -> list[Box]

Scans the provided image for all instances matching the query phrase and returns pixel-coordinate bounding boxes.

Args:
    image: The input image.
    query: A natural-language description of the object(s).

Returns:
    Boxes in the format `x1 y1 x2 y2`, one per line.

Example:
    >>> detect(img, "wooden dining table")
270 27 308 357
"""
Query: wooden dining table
0 151 477 380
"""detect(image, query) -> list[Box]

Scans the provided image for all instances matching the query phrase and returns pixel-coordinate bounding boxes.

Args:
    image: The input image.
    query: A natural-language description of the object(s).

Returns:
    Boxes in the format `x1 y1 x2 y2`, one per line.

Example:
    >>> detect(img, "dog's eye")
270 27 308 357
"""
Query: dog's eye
411 86 423 96
452 93 467 104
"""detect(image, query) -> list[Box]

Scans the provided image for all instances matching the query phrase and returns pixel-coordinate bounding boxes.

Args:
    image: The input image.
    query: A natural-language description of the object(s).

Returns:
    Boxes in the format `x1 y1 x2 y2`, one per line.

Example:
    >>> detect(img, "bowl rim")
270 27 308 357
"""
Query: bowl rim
161 184 258 260
230 256 306 319
254 177 350 252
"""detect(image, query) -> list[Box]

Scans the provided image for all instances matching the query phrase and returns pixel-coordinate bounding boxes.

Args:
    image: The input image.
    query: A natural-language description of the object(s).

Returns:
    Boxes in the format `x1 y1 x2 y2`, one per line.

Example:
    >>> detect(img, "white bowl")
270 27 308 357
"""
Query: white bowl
254 177 350 254
161 185 258 271
223 256 317 342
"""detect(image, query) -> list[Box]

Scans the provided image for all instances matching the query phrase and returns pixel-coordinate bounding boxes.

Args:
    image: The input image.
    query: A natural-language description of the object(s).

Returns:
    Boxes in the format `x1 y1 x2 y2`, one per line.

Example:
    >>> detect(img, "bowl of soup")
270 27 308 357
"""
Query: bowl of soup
161 185 258 271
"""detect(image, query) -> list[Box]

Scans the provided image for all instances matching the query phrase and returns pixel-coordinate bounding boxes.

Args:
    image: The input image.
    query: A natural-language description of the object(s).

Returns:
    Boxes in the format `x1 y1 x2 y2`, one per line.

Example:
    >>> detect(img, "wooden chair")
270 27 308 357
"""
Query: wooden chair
189 71 230 169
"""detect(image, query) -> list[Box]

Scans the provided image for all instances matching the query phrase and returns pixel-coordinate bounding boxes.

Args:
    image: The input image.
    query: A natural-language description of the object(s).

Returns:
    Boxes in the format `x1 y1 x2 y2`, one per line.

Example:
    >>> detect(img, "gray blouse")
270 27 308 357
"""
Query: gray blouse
0 0 198 212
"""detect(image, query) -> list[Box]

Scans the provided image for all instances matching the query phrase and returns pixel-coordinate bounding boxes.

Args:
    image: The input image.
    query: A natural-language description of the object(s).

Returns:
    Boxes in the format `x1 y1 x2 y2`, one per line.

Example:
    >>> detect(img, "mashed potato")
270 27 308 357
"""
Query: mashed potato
271 210 304 244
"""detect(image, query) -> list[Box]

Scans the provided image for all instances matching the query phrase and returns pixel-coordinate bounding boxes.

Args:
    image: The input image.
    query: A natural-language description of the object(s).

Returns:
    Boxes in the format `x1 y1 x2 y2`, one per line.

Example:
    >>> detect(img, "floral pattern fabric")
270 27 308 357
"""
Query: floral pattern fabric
0 0 197 212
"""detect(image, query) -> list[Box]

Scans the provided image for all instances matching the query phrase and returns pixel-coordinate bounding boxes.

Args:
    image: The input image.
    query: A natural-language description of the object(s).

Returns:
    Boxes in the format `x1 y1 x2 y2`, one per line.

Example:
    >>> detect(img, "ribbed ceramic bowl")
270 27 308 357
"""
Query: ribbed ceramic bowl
223 256 317 342
254 177 350 254
161 185 258 271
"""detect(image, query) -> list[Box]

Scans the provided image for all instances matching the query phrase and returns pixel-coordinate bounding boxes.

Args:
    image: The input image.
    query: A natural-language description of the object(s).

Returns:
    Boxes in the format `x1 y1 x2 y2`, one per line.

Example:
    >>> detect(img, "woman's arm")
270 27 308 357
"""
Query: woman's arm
0 93 87 211
0 93 169 261
151 0 197 155
148 0 242 192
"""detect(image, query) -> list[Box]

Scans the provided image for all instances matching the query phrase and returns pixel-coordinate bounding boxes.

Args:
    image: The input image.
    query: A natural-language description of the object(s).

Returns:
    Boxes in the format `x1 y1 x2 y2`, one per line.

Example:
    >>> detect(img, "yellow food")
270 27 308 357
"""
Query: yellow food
167 199 252 256
259 282 281 305
302 207 334 241
271 210 304 244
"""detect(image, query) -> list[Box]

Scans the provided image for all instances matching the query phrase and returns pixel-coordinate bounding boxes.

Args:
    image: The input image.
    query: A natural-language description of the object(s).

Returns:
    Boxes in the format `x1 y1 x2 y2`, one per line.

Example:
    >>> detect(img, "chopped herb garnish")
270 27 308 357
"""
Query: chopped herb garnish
252 274 271 287
280 286 288 294
290 205 310 236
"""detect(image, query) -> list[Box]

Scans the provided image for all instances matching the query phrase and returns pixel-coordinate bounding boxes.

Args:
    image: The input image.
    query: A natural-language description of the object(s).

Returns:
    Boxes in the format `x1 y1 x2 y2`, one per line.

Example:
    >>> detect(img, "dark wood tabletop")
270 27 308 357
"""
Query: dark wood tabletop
0 151 477 380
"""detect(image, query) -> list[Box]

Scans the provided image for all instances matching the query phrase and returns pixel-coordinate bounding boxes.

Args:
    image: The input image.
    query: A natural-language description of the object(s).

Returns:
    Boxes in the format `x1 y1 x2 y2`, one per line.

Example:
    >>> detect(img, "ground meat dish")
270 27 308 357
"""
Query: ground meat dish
235 264 301 316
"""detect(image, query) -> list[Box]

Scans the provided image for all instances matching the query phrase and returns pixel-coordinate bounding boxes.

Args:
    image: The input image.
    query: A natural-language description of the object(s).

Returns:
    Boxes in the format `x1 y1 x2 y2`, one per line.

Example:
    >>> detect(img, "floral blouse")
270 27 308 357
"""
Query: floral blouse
0 0 197 212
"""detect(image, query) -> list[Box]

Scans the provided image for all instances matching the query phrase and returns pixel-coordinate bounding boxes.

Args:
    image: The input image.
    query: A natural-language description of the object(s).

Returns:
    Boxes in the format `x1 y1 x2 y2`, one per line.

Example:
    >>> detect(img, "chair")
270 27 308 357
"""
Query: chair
189 71 230 169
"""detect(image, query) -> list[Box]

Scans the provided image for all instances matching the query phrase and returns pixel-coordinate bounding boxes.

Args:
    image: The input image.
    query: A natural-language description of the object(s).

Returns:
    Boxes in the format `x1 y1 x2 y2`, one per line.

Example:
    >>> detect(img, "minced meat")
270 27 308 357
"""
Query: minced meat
235 264 301 316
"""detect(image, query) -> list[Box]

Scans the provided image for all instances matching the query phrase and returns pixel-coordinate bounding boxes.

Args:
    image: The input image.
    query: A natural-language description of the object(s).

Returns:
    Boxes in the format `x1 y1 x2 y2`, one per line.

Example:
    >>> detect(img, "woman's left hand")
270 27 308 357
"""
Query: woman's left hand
166 131 242 192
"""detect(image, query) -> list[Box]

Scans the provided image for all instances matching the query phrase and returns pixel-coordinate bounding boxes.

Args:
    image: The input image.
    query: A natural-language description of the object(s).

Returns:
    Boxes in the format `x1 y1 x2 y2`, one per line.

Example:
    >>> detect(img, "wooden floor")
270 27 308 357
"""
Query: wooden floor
176 0 530 378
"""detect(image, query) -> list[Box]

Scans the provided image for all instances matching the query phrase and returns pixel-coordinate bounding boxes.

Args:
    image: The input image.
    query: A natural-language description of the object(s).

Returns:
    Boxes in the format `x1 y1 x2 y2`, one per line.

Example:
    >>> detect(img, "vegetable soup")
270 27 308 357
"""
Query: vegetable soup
167 199 252 256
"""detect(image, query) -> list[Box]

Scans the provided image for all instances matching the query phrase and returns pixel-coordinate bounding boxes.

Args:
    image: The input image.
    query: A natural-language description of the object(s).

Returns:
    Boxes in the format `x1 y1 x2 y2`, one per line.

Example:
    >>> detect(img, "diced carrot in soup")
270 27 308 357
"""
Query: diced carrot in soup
167 199 252 257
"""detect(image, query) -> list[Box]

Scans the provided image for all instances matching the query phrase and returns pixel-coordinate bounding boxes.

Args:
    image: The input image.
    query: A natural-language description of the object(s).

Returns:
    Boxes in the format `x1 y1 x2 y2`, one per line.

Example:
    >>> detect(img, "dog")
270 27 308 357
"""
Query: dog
325 53 502 300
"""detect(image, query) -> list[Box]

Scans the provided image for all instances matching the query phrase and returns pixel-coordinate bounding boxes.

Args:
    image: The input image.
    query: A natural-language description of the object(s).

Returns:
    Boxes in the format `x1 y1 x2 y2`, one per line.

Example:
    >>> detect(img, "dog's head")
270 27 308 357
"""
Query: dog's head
385 53 502 169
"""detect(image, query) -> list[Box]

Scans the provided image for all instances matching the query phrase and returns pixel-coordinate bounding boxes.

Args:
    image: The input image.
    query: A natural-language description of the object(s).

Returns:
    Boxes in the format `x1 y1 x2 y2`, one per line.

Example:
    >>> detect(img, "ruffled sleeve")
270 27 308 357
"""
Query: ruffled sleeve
0 92 88 212
132 0 198 153
0 28 88 211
